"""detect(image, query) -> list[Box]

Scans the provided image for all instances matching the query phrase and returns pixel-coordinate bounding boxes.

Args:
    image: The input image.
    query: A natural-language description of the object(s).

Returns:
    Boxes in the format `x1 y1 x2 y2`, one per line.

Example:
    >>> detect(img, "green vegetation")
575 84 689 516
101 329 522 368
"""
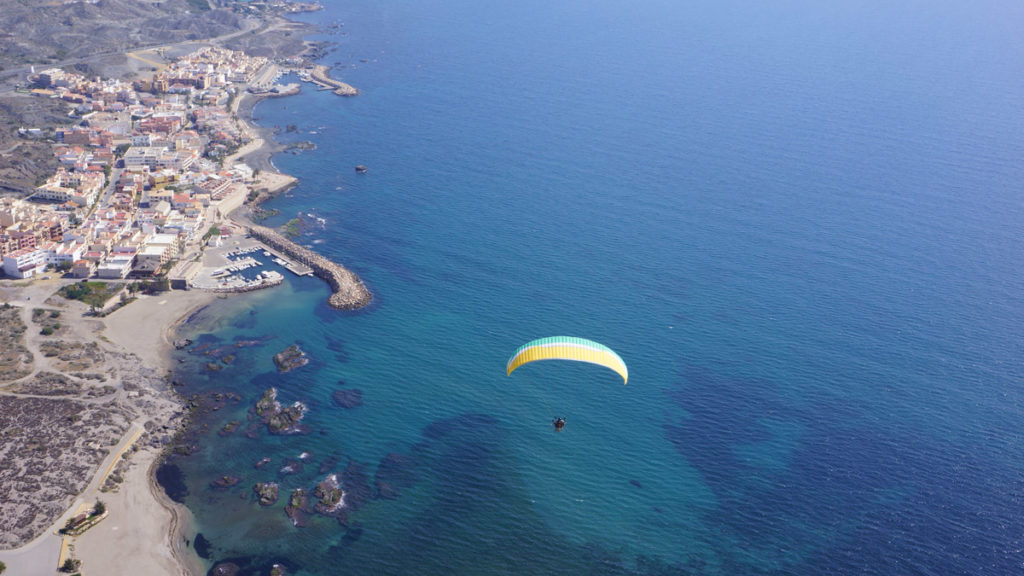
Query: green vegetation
283 218 301 239
202 225 222 242
128 278 170 294
60 558 80 573
0 560 6 573
92 499 105 516
59 281 121 308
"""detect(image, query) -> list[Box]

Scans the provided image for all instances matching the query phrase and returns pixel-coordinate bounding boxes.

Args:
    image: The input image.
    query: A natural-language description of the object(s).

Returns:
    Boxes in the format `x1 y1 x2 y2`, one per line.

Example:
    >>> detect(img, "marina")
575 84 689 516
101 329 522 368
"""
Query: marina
191 237 313 293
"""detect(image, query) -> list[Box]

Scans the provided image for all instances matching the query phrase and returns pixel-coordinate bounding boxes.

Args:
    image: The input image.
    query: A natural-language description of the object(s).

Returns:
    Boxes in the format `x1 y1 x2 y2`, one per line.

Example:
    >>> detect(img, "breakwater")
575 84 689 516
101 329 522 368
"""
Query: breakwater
245 224 372 310
309 65 359 96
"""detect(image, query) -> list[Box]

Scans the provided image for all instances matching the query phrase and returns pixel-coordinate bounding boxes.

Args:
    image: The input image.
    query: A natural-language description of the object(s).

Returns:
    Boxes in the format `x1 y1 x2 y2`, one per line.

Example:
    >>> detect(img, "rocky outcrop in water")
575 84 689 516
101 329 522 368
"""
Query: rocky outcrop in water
313 474 345 516
273 344 309 373
285 488 310 527
252 388 308 435
246 224 372 310
254 482 279 506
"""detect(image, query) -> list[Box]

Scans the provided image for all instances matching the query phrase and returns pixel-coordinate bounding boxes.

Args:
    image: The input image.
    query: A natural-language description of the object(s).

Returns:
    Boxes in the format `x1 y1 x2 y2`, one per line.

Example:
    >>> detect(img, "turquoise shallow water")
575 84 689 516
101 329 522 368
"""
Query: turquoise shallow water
162 0 1024 574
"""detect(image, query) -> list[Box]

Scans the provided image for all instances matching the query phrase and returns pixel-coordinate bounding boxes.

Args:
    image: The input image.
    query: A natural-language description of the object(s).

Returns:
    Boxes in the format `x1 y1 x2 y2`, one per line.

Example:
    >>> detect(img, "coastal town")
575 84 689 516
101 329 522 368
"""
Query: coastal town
0 21 371 576
0 45 369 309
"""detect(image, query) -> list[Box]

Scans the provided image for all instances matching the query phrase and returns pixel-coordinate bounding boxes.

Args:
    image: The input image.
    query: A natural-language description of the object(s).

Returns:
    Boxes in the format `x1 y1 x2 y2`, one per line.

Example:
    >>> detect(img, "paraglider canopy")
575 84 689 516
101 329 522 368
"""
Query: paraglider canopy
506 336 628 384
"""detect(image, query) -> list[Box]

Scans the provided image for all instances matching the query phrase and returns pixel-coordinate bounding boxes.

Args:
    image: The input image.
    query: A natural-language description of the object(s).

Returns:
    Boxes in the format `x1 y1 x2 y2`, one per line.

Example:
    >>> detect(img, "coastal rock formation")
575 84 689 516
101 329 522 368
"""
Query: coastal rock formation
254 482 279 506
273 344 309 372
269 403 307 435
254 387 280 417
252 388 308 435
313 474 345 517
285 488 310 527
246 224 372 310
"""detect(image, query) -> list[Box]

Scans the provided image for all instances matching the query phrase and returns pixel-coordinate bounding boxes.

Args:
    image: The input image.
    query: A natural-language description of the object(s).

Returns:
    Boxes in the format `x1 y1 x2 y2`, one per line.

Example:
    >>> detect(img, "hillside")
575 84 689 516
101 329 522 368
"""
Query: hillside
0 0 243 73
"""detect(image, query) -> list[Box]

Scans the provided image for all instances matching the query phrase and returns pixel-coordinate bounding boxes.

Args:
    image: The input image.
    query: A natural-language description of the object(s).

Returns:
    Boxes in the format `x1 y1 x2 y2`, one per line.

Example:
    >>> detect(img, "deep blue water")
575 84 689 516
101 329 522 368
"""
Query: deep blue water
163 1 1024 574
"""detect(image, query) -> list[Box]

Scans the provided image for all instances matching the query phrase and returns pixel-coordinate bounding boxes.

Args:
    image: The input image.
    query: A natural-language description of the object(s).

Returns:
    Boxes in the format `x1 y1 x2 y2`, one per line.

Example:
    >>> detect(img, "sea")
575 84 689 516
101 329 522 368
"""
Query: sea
159 0 1024 574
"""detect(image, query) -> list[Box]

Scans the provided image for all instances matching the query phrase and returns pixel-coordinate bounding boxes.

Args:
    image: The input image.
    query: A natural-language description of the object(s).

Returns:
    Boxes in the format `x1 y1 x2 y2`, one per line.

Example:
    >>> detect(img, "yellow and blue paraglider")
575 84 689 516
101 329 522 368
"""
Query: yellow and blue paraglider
506 336 628 383
507 336 627 430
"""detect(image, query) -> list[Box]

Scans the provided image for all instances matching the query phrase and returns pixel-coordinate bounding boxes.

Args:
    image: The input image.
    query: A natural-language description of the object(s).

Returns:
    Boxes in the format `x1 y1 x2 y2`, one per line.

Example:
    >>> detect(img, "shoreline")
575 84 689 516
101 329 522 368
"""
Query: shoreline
80 289 219 576
0 283 217 575
2 15 365 576
104 56 354 576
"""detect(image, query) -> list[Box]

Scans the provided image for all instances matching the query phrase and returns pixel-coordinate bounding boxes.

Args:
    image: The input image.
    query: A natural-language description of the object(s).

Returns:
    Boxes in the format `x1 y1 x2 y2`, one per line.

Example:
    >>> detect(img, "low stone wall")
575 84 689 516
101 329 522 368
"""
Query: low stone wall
246 225 372 310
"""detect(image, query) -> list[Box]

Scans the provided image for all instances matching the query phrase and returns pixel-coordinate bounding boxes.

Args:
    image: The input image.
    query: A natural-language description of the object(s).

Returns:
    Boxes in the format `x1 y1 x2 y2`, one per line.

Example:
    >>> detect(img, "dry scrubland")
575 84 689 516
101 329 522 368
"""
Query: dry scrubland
0 293 184 549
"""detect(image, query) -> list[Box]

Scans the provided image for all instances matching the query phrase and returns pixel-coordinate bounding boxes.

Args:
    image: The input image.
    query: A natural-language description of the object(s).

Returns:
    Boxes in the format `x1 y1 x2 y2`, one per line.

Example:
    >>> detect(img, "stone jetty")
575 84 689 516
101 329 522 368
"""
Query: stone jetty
309 64 359 96
246 224 372 310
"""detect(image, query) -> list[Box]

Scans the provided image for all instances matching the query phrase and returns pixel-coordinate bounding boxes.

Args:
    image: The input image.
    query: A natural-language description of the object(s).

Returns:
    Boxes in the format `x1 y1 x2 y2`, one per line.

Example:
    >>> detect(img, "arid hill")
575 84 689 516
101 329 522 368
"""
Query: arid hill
0 0 243 73
0 96 68 194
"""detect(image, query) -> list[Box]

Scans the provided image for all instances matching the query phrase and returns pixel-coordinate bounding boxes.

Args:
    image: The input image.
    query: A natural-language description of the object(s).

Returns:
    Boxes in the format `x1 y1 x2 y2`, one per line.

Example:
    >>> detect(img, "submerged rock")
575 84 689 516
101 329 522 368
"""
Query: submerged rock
209 562 239 576
318 455 339 475
374 453 418 499
331 388 363 409
279 458 303 476
218 421 240 436
211 475 241 489
341 460 372 511
193 532 212 559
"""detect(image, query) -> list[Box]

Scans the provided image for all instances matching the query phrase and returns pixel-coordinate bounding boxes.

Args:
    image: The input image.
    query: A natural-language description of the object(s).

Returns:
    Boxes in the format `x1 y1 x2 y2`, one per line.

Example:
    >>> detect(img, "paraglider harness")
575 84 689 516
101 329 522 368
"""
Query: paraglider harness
552 417 566 431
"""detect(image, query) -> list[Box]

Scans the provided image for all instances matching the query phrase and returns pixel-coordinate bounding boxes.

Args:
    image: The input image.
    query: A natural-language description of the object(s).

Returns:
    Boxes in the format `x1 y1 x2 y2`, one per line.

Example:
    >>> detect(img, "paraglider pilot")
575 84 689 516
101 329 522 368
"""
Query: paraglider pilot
553 416 566 431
